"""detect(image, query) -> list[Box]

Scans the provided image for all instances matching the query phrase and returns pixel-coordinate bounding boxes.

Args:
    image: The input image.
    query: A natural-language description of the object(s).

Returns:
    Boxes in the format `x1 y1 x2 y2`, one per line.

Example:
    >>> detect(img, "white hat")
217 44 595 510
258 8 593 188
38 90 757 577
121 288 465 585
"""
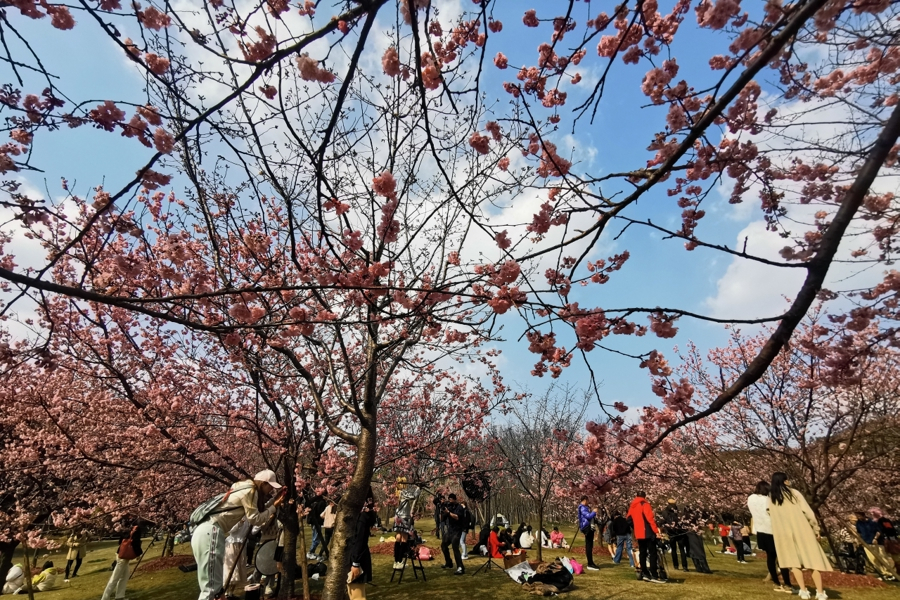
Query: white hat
254 469 282 489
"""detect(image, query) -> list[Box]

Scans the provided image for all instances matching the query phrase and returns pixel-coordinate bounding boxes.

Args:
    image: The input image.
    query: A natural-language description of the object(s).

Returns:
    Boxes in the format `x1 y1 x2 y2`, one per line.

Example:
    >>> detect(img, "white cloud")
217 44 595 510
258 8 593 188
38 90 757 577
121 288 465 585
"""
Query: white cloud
704 220 803 320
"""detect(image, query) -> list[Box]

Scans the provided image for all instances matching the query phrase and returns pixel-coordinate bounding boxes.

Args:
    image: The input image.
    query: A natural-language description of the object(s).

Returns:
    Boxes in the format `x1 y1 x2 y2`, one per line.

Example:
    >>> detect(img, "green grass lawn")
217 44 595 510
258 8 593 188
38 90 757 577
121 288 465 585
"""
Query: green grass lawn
9 526 898 600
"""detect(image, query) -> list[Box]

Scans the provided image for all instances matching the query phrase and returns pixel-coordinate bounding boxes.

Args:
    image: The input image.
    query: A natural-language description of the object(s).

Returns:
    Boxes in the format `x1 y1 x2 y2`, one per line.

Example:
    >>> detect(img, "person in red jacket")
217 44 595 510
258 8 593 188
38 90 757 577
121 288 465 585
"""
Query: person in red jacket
627 492 666 583
487 526 504 558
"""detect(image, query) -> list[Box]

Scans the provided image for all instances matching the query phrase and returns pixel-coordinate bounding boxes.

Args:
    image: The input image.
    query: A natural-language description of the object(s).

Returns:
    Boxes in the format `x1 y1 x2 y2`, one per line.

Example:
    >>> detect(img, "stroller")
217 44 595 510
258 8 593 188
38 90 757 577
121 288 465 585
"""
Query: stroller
837 542 868 575
686 531 712 573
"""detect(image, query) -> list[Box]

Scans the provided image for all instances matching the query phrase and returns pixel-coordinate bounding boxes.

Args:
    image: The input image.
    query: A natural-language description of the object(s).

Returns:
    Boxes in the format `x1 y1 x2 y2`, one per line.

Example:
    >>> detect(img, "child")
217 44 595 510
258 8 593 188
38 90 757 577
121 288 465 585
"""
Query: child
718 523 731 553
731 521 747 563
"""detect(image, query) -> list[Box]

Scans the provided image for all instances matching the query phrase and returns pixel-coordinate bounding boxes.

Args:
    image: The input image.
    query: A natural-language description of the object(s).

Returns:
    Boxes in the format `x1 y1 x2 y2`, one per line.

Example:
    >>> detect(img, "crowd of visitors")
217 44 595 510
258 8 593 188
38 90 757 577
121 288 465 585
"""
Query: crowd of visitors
2 471 897 600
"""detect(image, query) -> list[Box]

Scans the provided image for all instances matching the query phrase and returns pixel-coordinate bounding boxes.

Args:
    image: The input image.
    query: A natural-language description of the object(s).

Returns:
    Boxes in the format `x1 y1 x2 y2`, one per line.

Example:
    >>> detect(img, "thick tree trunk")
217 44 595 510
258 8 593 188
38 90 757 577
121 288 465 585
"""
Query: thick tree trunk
322 426 377 600
279 460 299 600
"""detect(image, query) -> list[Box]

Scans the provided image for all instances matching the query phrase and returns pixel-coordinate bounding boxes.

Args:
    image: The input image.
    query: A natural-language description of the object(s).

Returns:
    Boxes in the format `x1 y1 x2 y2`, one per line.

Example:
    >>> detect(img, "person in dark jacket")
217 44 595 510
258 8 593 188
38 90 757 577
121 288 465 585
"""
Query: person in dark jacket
349 488 377 591
499 527 515 551
439 493 466 574
577 496 599 570
627 492 665 583
663 499 689 572
611 510 635 567
306 491 327 560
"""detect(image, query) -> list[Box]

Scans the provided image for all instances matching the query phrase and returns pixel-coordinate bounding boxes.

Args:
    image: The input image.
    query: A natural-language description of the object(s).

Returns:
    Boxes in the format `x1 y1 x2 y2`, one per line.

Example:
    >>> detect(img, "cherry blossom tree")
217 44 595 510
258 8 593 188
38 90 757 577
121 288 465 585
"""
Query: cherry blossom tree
1 2 900 596
490 384 588 560
674 319 900 555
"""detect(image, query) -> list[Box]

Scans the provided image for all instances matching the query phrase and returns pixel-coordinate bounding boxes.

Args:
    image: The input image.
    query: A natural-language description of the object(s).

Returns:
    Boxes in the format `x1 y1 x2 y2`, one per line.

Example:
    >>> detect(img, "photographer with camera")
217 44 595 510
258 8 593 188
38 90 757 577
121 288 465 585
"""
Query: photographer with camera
439 493 466 575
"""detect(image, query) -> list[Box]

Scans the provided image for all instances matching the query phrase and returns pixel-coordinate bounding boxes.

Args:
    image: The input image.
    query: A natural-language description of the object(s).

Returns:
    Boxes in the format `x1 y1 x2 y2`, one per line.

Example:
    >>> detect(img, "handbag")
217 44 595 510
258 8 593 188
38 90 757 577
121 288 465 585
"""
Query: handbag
118 528 138 560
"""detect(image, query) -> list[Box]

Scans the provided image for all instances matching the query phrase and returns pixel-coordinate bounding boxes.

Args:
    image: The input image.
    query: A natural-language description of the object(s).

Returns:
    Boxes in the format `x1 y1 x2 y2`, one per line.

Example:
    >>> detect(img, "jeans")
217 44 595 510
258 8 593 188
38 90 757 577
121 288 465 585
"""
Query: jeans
460 530 469 559
614 535 635 566
637 537 659 580
441 532 463 570
309 525 322 554
583 527 596 566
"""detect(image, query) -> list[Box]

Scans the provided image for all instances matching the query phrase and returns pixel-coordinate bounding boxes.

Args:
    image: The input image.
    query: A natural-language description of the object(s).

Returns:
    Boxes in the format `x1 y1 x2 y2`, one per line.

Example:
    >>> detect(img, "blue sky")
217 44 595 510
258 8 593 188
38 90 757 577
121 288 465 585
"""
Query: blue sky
3 1 842 423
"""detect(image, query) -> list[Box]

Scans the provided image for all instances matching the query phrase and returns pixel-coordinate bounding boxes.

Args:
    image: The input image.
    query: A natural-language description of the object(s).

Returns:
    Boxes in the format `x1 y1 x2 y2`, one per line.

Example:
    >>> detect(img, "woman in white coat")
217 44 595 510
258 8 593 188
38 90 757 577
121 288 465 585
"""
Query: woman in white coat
768 473 832 600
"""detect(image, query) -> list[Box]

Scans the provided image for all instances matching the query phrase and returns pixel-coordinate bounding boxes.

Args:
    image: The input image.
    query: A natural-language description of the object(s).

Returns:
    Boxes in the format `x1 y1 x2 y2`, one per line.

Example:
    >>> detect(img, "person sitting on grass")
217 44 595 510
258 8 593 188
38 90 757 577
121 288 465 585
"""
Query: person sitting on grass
550 527 566 549
519 525 535 550
31 561 59 592
499 527 516 552
488 526 504 558
4 564 25 595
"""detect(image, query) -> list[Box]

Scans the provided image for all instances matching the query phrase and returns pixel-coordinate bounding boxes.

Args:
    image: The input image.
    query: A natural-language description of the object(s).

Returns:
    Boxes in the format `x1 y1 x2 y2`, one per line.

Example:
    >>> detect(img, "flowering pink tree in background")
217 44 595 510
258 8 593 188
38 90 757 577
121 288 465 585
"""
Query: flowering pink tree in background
675 319 900 553
490 384 588 561
1 2 900 596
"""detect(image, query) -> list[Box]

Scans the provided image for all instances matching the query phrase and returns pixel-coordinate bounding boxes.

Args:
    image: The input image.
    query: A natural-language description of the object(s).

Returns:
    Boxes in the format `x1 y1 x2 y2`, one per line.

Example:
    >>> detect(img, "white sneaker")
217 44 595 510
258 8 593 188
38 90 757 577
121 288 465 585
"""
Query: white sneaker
816 592 828 600
586 565 599 571
393 561 403 569
774 586 793 593
64 579 70 583
798 589 811 600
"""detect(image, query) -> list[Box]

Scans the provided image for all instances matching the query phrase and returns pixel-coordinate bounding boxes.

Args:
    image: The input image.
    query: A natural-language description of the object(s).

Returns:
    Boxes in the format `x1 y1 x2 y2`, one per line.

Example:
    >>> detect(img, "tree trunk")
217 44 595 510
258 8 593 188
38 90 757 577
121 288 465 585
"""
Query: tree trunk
0 540 19 586
322 426 377 600
21 539 35 600
279 460 300 600
297 518 310 600
537 502 544 562
810 503 843 571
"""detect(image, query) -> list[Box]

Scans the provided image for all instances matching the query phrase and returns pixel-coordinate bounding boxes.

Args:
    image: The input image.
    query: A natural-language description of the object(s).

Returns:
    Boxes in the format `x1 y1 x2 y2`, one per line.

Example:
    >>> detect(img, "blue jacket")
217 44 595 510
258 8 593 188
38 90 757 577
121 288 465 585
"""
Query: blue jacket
578 504 597 531
856 519 879 544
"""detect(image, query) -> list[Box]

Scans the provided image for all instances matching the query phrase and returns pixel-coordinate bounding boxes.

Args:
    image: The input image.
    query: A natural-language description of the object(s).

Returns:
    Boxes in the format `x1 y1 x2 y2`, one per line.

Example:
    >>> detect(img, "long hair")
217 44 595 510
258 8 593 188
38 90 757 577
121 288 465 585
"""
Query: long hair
754 481 770 496
770 472 793 506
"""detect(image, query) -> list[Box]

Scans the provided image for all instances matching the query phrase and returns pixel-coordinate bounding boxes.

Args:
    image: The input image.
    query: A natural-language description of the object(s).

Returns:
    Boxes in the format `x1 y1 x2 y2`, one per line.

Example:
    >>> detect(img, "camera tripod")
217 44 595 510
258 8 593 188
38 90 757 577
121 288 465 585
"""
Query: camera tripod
472 553 499 576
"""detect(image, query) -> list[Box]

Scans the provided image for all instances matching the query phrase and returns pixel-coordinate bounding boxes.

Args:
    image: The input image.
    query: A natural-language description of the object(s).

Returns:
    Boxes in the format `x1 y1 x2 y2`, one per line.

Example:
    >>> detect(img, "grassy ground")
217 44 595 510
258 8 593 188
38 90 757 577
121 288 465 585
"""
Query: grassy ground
9 526 898 600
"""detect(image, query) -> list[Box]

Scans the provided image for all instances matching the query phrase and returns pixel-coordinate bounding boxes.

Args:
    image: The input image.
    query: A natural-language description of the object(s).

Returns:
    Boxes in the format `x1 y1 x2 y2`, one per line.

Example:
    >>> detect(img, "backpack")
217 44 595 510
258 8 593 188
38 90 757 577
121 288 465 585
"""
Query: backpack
418 546 432 560
189 484 255 533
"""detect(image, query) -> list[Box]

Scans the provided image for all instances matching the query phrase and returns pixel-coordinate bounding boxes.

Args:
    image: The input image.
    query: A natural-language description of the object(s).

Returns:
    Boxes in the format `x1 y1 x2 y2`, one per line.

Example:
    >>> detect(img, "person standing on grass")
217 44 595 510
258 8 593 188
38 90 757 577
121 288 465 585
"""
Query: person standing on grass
459 501 474 560
718 521 732 553
748 481 792 593
663 499 689 572
577 496 599 571
305 490 327 561
319 499 337 559
64 531 87 582
439 493 466 575
191 469 285 600
627 491 665 584
731 520 747 563
102 525 142 600
611 509 635 567
768 472 831 600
